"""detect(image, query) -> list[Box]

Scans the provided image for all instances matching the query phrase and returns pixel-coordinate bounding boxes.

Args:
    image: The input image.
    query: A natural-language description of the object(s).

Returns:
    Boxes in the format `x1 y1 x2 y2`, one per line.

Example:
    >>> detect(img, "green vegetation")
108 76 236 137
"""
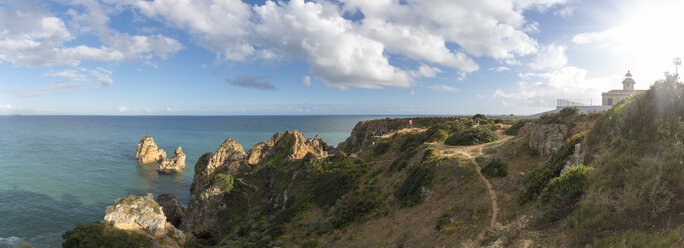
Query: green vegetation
519 132 586 203
329 186 383 228
310 155 368 207
62 222 151 248
394 165 434 207
445 126 501 146
591 228 681 248
216 174 235 193
480 158 509 177
372 141 391 155
504 119 532 136
539 165 590 220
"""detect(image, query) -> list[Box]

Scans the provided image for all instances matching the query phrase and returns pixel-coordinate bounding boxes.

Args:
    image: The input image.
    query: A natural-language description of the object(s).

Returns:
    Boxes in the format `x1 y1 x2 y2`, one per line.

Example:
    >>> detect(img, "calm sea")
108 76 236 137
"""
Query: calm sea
0 115 398 247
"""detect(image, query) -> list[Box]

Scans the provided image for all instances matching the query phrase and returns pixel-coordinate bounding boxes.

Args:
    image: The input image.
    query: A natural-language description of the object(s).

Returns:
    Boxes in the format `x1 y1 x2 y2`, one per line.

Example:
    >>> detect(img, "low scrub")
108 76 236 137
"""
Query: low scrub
445 127 501 146
539 165 589 220
480 159 509 177
395 165 434 207
329 187 383 228
504 119 532 136
62 222 151 248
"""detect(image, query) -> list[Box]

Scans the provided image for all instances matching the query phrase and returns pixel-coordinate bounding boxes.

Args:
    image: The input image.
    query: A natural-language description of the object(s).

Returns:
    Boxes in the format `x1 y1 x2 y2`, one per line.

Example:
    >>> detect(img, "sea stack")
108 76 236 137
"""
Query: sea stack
158 147 187 174
136 136 167 164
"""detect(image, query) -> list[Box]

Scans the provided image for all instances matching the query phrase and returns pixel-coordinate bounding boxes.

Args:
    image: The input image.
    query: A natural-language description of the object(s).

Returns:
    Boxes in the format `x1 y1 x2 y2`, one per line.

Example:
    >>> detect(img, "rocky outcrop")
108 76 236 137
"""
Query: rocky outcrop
158 147 186 174
104 194 171 236
561 141 585 174
103 193 186 247
519 122 566 156
183 139 246 242
245 130 328 165
157 193 185 228
136 136 167 164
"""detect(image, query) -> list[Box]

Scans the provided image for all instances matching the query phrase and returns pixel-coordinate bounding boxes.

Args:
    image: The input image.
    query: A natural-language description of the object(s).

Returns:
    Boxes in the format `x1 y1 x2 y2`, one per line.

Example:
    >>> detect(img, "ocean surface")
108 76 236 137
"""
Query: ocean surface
0 115 397 247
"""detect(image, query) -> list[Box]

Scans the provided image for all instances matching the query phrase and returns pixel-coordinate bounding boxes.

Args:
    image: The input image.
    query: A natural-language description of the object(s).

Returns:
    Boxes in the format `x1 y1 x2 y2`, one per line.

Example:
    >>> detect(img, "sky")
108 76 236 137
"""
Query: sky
1 0 683 115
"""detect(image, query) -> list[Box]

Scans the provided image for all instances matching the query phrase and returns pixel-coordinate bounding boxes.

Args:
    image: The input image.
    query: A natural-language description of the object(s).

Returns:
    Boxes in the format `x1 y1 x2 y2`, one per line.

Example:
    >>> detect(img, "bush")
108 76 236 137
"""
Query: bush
329 187 382 228
591 228 682 248
311 158 368 207
504 119 531 136
445 127 501 146
395 165 434 207
62 222 151 248
519 132 586 203
539 165 589 220
372 141 391 155
480 159 509 177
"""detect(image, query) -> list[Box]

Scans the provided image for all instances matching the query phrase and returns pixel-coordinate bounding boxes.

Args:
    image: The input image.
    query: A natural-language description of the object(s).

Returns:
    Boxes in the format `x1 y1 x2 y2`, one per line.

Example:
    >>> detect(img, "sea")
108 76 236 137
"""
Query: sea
0 115 400 247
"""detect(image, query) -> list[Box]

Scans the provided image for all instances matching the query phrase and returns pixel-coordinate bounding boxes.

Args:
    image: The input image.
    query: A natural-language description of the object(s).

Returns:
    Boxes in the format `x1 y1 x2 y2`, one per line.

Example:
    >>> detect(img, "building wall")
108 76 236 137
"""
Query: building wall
602 93 632 106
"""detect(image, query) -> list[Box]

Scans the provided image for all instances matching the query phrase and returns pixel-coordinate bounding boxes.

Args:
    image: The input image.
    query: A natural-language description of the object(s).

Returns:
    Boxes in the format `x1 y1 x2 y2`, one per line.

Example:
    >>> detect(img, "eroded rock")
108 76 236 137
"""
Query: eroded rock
136 136 167 164
158 147 186 174
519 122 566 156
104 194 168 236
157 193 185 228
245 130 328 165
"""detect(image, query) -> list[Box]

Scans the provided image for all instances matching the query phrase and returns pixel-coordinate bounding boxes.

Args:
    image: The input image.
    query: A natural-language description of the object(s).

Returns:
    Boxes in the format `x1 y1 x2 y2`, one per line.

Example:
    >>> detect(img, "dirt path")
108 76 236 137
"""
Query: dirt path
431 130 512 245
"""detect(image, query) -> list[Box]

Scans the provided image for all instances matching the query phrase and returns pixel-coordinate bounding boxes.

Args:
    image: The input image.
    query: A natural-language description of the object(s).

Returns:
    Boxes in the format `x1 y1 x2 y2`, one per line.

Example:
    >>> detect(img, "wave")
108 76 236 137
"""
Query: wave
0 236 22 245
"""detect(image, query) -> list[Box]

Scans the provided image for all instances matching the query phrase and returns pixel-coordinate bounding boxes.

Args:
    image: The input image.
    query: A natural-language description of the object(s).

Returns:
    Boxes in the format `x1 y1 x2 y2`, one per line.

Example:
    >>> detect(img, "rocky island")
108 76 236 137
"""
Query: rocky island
136 136 187 174
64 79 684 247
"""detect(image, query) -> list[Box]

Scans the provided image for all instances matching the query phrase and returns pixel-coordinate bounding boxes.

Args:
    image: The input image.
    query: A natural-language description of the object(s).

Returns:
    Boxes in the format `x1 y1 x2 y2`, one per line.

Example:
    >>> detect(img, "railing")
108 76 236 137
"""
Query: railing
557 98 600 107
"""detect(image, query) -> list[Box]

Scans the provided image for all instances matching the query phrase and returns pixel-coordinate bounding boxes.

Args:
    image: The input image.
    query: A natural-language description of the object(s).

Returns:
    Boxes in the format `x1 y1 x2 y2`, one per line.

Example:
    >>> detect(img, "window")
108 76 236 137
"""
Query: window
607 98 613 105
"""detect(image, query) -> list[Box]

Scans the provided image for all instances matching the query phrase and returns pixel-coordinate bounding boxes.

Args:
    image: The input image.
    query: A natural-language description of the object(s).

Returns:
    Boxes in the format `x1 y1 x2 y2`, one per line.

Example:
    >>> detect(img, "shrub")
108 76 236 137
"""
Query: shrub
395 165 434 207
591 228 682 248
329 187 382 228
480 159 509 177
311 158 368 207
504 119 532 136
62 222 151 248
539 165 590 220
372 141 391 155
445 127 501 146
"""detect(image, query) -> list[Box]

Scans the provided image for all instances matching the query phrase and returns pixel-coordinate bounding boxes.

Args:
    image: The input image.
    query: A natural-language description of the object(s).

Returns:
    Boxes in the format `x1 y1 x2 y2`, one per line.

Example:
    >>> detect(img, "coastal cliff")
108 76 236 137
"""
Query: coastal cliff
158 147 186 174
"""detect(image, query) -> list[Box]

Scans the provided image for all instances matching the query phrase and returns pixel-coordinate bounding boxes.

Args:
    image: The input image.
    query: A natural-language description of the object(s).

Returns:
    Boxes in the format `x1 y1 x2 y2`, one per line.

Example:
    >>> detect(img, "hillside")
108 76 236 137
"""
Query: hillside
61 76 684 247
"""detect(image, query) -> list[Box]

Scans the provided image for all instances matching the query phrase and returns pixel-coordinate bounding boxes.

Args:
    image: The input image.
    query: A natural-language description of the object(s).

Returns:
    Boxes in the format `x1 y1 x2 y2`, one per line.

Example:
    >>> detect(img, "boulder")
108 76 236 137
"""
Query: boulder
157 193 185 228
104 194 168 236
136 136 167 164
158 147 186 174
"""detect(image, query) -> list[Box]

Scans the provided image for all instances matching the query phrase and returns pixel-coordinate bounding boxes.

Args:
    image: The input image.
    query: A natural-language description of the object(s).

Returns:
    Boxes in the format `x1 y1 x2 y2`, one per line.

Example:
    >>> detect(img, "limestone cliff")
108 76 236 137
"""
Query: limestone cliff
519 122 566 156
182 139 246 242
158 147 186 174
136 136 167 164
157 193 185 228
245 130 328 165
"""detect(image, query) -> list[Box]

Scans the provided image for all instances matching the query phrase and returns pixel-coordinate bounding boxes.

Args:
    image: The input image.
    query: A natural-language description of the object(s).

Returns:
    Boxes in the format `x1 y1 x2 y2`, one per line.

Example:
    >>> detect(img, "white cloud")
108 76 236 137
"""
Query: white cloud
428 84 460 93
45 69 89 82
495 66 620 108
166 107 179 112
489 66 511 72
117 106 129 112
0 0 182 67
124 0 570 89
0 104 17 110
410 65 443 78
554 7 574 17
50 82 83 89
529 44 567 71
90 69 113 87
301 76 312 87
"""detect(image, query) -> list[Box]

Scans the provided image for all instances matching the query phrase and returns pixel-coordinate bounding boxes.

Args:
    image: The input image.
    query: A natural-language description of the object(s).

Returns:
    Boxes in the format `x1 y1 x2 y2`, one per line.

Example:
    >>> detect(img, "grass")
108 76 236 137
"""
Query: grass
394 165 434 207
62 222 151 248
480 158 509 177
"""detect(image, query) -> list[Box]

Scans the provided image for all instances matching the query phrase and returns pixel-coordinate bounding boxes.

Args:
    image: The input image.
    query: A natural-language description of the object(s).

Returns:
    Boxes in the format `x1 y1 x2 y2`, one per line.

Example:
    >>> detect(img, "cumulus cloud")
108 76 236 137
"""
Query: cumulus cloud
50 82 83 89
494 66 619 108
410 65 443 78
529 44 567 71
428 84 460 93
117 106 129 112
228 74 276 90
0 0 182 67
554 7 574 17
91 68 113 87
123 0 569 89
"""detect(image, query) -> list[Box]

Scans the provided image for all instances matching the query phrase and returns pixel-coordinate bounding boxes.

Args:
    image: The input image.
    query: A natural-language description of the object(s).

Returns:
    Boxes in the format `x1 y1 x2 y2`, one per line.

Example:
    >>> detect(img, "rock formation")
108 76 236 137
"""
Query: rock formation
136 136 167 164
246 130 328 165
103 193 186 247
182 139 246 242
157 193 185 228
104 194 171 236
158 147 186 174
519 122 566 156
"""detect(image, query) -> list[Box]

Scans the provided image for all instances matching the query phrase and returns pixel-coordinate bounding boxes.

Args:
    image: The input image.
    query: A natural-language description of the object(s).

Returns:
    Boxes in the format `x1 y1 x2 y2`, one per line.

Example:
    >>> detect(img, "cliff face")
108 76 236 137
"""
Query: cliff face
157 193 185 228
246 130 328 165
136 136 167 164
519 123 566 156
158 147 186 174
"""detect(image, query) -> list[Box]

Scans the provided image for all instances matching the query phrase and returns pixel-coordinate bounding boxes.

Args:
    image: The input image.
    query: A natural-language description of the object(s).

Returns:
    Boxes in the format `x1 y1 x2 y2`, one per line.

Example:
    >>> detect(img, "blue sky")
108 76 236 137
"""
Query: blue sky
0 0 682 115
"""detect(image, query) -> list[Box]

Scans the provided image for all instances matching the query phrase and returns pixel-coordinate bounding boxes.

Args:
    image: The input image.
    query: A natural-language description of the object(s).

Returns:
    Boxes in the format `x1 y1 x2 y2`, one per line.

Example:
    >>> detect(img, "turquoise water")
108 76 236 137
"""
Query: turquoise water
0 115 391 247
